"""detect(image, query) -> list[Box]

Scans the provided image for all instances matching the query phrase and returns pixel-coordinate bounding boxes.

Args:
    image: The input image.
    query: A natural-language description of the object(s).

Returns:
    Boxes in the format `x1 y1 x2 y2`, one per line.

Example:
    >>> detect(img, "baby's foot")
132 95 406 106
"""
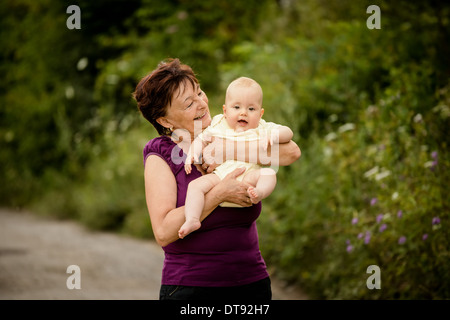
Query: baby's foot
247 186 263 204
178 219 201 239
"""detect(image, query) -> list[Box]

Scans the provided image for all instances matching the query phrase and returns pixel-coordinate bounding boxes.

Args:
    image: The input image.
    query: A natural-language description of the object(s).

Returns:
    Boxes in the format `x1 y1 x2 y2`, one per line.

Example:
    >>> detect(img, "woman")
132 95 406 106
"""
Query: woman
133 58 301 300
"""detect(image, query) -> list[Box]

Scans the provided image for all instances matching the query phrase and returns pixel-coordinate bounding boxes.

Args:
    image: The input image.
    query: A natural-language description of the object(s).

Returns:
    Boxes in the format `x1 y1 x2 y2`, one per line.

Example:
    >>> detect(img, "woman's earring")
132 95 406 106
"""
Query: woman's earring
169 126 174 132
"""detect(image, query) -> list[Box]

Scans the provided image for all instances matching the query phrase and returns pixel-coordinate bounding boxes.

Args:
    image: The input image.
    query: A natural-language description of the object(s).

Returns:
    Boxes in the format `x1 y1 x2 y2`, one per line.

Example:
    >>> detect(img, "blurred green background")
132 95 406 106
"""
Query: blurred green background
1 0 449 299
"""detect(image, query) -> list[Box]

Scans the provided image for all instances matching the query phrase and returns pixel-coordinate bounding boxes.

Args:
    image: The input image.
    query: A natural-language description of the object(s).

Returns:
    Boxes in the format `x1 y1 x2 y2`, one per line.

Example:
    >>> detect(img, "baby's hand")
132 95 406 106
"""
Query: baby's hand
193 150 202 164
185 156 193 174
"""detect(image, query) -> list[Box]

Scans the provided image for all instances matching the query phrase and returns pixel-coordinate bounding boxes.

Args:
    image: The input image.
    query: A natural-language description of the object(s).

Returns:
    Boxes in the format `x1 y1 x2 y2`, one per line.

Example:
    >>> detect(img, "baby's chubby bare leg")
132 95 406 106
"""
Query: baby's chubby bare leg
245 168 277 204
179 173 221 239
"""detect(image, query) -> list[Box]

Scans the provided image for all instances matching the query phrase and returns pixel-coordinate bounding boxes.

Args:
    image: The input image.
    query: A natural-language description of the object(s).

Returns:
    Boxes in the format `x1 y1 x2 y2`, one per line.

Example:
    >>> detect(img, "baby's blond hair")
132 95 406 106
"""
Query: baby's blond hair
225 77 263 105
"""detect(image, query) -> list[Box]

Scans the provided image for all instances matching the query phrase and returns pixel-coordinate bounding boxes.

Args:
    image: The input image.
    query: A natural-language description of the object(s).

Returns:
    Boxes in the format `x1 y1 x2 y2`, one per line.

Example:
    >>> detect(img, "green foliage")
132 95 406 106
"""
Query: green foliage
259 83 449 299
220 0 449 299
1 0 448 299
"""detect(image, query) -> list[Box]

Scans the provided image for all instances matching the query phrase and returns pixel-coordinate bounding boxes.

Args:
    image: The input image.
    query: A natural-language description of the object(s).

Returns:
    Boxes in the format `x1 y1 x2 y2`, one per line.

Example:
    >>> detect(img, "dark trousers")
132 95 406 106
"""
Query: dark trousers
159 277 272 300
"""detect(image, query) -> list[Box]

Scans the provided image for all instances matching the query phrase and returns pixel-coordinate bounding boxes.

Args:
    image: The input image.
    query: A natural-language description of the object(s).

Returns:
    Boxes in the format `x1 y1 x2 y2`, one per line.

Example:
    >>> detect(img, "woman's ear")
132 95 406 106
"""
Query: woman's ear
156 117 173 131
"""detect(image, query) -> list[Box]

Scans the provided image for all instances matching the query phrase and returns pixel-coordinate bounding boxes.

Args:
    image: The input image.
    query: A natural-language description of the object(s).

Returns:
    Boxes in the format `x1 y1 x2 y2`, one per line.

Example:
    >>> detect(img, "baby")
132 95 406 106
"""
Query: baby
178 77 293 239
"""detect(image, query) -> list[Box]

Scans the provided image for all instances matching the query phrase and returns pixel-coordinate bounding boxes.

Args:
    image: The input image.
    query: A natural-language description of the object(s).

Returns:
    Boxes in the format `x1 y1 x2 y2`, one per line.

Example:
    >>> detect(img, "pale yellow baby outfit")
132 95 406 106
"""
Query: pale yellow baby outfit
198 114 281 207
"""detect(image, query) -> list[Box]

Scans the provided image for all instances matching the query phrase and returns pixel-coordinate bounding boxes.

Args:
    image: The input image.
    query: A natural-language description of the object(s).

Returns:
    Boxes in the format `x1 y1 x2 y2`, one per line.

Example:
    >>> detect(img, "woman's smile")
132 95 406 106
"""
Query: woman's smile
194 112 207 121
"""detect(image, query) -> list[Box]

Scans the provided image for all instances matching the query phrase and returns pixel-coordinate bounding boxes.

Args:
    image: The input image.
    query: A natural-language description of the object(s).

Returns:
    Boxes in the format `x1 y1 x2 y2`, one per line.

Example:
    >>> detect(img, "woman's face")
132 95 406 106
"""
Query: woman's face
161 80 211 140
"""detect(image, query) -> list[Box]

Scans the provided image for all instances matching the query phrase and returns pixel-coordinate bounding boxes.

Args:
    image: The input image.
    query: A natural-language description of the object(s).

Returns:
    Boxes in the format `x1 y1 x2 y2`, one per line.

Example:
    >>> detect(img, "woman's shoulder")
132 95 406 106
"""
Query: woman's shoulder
143 135 175 163
144 135 173 152
143 135 186 174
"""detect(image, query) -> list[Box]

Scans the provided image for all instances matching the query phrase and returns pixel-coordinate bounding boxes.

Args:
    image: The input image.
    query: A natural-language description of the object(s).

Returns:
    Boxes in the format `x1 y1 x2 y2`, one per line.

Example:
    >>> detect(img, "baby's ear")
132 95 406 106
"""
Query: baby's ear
260 108 265 118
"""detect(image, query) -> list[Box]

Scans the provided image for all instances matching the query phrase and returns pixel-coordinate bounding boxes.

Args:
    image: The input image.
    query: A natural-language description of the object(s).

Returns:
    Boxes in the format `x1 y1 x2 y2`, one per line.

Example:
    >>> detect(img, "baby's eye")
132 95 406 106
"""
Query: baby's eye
249 107 255 111
234 105 240 109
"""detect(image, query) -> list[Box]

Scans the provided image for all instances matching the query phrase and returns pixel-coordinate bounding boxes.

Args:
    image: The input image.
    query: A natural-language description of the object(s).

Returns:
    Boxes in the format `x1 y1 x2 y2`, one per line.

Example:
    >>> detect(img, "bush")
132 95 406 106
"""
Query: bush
216 4 449 298
258 72 449 299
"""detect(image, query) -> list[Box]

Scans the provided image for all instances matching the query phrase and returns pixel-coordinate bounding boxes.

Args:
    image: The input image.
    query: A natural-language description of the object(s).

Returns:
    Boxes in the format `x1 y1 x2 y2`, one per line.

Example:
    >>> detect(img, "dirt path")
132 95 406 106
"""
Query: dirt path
0 209 307 300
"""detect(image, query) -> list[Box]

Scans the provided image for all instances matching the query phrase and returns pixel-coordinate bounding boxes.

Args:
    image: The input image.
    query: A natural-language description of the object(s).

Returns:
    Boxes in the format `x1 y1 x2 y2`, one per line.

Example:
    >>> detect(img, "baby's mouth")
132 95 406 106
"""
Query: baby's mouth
238 119 248 125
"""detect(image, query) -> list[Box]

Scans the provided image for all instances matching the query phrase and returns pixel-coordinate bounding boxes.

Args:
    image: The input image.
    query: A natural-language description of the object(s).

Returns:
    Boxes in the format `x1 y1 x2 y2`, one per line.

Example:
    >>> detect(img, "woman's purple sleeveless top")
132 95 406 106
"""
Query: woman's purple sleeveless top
143 135 268 287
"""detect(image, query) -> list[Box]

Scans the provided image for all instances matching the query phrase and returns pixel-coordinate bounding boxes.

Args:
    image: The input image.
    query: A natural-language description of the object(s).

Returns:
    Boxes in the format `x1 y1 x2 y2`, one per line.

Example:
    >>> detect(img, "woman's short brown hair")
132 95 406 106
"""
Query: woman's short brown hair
133 58 198 136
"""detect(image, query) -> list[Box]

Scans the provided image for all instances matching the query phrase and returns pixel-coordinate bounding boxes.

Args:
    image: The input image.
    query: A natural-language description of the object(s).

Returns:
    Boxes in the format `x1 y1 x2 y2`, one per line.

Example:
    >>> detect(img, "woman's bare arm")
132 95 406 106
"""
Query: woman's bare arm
145 155 252 247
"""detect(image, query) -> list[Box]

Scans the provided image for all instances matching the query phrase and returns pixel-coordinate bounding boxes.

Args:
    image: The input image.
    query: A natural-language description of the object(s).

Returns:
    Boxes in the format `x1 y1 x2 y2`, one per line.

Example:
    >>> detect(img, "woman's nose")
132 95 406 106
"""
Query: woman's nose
198 96 207 108
198 102 207 112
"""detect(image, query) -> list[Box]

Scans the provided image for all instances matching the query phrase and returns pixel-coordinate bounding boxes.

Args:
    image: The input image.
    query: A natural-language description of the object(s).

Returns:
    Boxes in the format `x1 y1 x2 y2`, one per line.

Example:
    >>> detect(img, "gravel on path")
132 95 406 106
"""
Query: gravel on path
0 209 307 300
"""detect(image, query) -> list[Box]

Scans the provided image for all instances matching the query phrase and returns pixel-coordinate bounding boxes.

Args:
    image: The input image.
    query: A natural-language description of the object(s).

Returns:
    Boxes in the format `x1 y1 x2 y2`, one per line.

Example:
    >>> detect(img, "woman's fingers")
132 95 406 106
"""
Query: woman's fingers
220 168 253 207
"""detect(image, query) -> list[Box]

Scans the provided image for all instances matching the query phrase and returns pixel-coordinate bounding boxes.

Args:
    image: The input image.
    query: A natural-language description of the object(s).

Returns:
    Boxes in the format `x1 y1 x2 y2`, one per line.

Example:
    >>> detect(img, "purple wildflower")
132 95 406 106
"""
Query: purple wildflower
398 236 406 244
432 217 441 225
430 160 438 171
422 234 428 241
346 239 353 252
370 198 378 206
364 231 371 245
351 217 358 225
379 223 387 233
376 214 384 223
357 232 363 239
429 152 438 171
397 210 403 218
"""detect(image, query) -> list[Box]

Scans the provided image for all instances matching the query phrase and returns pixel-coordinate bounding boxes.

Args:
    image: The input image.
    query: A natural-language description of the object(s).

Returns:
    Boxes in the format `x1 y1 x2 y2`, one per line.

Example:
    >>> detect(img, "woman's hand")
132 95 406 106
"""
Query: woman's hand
212 167 253 207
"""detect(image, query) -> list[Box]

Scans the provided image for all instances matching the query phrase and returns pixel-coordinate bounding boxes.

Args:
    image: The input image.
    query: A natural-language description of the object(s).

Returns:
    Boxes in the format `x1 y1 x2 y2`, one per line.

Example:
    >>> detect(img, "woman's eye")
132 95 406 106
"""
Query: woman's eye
186 102 193 109
198 90 203 96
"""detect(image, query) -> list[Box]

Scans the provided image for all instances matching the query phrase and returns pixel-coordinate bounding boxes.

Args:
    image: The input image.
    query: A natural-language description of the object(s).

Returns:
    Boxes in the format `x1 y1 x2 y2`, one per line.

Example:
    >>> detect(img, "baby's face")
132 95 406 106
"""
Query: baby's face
223 86 264 132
